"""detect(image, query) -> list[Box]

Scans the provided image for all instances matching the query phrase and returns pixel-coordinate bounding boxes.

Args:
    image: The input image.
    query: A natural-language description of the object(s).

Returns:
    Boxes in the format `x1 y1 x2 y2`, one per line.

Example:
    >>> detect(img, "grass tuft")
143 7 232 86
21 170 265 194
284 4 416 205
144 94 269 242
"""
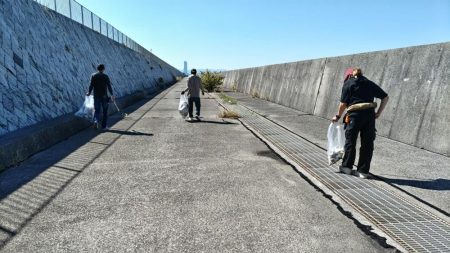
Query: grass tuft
218 110 240 119
231 83 237 92
251 89 260 98
218 93 237 104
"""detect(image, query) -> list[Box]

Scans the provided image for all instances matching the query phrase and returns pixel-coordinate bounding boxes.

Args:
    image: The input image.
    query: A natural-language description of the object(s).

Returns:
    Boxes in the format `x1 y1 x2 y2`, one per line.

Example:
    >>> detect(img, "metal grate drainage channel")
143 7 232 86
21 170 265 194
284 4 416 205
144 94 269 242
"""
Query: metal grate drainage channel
220 102 450 253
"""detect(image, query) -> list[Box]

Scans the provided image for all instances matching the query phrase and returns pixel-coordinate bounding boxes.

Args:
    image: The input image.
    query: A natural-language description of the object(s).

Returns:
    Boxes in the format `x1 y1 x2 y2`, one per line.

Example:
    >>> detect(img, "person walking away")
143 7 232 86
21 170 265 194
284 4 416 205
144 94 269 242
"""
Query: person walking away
86 64 115 130
331 68 389 179
181 69 205 121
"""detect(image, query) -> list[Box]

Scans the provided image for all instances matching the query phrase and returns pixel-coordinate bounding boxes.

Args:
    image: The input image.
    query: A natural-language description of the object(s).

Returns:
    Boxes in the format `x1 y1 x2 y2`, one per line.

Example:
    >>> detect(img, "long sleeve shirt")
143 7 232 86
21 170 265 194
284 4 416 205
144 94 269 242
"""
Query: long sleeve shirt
88 72 113 98
186 75 203 98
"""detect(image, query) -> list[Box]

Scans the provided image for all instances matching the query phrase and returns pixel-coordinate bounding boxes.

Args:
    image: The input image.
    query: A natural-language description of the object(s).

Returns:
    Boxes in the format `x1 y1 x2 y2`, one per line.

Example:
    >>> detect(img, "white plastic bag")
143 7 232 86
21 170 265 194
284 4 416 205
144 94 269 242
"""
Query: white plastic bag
327 122 345 165
75 95 95 119
178 94 189 117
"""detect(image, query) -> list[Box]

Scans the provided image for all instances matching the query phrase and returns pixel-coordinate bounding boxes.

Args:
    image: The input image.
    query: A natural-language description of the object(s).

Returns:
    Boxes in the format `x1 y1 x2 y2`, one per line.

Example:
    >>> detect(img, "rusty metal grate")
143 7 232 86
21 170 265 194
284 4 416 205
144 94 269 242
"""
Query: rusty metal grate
223 103 450 252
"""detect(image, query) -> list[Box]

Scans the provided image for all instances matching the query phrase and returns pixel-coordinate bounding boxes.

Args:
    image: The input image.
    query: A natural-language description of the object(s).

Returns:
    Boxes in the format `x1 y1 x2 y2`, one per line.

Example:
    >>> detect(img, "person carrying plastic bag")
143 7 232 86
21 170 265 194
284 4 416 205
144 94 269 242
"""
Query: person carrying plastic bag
181 69 205 121
86 64 115 130
178 94 189 118
75 95 95 119
331 68 389 179
327 122 345 165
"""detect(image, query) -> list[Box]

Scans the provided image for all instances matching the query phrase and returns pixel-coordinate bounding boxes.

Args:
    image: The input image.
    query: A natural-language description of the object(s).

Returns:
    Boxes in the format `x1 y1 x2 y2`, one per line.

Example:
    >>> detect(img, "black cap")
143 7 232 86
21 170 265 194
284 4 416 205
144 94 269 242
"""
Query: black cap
191 69 197 75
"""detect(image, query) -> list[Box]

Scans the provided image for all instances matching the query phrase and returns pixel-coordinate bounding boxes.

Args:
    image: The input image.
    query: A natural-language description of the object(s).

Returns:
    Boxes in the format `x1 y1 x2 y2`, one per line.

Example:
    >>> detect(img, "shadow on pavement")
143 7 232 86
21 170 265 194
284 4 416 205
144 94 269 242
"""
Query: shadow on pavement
0 88 167 248
105 129 154 136
377 177 450 191
186 120 238 125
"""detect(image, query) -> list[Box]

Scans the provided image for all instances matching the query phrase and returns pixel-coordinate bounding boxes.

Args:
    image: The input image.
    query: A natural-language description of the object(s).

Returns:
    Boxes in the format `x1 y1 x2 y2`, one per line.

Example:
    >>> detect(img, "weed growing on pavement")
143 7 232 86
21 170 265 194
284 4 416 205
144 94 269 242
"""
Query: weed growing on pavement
231 83 237 92
218 93 237 104
218 110 240 119
251 89 260 98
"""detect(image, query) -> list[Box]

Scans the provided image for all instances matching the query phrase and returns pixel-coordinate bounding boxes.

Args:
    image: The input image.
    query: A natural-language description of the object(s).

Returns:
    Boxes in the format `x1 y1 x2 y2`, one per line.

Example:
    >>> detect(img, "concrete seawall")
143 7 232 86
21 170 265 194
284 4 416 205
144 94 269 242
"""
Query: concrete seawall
223 42 450 155
0 0 182 136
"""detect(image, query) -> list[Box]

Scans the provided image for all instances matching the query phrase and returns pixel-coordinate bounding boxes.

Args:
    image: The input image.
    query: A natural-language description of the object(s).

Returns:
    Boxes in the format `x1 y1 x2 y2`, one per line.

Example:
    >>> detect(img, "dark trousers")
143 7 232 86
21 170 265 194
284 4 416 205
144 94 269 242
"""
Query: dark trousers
188 97 201 117
94 96 109 128
341 110 376 174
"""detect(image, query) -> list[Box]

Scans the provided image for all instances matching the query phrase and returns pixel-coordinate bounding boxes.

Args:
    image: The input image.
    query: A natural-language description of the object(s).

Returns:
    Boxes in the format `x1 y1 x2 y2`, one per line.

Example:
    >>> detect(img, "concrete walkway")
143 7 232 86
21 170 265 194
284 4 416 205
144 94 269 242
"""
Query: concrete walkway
0 80 393 252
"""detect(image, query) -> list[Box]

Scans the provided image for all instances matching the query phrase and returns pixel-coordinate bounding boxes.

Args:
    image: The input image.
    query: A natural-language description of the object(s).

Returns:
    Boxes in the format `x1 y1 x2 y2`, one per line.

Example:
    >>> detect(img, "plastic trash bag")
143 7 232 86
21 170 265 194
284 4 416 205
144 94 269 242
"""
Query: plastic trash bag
75 95 95 119
178 94 189 117
327 122 345 165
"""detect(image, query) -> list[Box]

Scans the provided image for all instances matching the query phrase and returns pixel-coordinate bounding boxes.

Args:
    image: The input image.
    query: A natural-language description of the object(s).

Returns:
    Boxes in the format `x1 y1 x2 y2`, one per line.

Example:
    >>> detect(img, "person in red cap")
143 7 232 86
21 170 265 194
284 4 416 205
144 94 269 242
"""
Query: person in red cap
331 68 389 179
343 68 353 82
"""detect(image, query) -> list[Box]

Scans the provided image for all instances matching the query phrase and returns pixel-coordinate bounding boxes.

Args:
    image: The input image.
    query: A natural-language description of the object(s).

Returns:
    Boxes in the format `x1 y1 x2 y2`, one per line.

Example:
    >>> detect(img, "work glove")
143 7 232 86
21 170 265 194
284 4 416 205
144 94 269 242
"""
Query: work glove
331 115 340 123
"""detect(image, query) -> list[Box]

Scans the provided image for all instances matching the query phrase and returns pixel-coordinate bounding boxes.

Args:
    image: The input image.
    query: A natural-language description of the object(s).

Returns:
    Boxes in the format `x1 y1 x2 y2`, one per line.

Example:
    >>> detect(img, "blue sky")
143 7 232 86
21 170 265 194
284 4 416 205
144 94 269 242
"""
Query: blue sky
75 0 450 70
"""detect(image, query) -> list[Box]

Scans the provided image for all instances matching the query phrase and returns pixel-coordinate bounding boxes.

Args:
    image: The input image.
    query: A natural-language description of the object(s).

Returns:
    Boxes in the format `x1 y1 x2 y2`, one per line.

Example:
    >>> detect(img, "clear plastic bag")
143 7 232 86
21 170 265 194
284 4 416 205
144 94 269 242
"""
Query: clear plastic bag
75 95 95 119
178 94 189 117
327 122 345 165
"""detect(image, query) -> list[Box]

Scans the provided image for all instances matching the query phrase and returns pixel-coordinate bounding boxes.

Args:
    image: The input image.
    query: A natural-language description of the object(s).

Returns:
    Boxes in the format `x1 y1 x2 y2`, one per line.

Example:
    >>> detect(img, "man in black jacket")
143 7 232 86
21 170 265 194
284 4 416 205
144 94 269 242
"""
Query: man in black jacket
332 68 389 179
86 64 115 130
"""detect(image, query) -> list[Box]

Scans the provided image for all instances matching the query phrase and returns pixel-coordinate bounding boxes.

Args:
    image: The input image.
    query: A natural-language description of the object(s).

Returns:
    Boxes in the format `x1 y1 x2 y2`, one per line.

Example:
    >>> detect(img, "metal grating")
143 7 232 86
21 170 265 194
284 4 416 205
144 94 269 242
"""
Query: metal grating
222 103 450 253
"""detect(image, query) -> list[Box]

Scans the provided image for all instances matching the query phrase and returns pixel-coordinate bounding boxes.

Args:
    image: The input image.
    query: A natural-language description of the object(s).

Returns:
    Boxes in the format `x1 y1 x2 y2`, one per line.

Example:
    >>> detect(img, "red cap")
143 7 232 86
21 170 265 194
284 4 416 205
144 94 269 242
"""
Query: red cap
343 68 353 82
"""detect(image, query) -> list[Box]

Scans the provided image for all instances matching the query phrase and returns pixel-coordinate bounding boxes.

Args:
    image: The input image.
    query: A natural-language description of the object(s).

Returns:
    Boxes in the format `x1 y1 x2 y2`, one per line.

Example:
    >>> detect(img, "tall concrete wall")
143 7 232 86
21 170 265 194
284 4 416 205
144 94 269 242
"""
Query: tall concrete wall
0 0 182 136
223 42 450 156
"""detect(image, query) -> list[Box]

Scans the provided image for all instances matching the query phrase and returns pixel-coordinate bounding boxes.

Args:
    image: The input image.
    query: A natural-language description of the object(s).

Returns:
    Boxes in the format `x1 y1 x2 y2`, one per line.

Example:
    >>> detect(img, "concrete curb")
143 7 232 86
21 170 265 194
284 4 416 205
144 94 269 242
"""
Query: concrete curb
0 84 173 172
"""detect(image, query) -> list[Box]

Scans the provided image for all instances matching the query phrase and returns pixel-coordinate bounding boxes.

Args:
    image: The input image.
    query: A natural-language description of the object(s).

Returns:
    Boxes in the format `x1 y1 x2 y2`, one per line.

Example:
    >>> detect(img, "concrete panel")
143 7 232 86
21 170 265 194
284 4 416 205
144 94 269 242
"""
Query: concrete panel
224 59 326 114
412 43 450 154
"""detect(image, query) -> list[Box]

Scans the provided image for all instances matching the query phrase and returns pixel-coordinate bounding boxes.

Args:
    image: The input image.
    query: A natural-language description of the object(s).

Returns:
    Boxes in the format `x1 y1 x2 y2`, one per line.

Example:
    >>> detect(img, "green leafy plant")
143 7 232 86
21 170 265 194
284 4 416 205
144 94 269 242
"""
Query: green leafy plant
200 70 224 92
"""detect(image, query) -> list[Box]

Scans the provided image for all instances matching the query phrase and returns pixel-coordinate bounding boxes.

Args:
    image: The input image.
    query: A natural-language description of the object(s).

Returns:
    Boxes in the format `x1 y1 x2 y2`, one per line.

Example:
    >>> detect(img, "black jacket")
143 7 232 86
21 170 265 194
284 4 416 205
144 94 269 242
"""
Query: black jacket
88 72 113 98
340 76 387 106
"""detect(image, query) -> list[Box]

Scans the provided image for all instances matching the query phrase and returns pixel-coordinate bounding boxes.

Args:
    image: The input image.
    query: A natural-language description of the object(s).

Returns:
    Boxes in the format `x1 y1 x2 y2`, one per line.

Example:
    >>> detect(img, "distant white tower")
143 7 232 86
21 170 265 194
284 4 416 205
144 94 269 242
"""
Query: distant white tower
183 61 188 75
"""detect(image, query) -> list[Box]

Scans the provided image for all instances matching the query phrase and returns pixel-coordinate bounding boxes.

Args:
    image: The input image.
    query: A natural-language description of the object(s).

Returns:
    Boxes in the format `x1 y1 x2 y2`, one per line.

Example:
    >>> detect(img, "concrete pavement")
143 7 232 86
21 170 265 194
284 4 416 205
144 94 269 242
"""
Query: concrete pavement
0 80 393 252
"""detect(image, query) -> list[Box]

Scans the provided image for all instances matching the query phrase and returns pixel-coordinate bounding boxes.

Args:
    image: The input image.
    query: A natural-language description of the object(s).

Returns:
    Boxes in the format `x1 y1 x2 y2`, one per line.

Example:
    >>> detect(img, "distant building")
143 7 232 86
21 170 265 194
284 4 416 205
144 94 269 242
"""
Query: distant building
183 61 188 75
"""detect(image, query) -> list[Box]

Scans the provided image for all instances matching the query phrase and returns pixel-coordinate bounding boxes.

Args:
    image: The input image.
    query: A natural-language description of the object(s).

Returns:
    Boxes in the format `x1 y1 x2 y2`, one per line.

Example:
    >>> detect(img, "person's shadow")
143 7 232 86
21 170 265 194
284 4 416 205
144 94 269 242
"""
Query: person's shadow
186 120 238 125
105 129 154 136
376 177 450 191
